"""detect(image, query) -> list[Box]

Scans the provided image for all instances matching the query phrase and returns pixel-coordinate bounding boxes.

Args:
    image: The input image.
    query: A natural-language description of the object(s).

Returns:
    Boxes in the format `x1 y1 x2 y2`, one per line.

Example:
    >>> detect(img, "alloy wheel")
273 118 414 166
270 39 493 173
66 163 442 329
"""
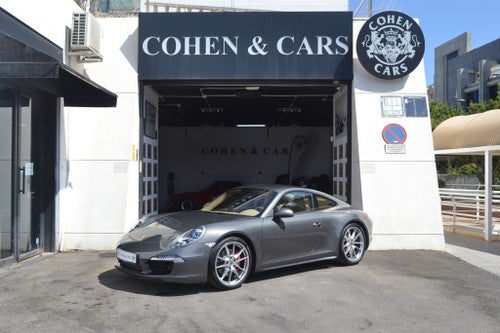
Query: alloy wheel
341 225 365 263
214 240 251 288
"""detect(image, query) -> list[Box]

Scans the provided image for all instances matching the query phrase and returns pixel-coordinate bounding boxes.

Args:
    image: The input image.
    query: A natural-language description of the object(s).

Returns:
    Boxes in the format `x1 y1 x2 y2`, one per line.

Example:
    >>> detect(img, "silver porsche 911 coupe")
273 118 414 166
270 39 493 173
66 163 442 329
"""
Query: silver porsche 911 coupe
116 185 372 290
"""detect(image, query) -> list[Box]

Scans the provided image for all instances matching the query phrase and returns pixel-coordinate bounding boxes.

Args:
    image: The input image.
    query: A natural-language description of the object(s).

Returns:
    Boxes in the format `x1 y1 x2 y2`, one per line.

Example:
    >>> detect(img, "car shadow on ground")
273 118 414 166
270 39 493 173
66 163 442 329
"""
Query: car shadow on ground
98 260 342 296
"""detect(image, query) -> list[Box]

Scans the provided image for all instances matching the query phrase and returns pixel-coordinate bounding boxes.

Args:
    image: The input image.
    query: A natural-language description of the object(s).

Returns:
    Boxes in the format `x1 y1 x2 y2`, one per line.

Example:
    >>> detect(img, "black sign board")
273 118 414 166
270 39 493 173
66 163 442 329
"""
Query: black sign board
138 12 352 81
356 11 425 80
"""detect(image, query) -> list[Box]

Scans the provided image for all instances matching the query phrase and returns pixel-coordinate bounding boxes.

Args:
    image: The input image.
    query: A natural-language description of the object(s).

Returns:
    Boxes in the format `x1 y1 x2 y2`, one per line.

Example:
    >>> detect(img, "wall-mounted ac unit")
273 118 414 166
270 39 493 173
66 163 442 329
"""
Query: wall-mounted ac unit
69 12 103 62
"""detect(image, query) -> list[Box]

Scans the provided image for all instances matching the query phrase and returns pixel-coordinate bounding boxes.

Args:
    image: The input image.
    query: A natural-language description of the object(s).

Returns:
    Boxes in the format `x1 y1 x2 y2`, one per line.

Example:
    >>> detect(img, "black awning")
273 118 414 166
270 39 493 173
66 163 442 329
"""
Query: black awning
58 63 117 107
0 8 117 107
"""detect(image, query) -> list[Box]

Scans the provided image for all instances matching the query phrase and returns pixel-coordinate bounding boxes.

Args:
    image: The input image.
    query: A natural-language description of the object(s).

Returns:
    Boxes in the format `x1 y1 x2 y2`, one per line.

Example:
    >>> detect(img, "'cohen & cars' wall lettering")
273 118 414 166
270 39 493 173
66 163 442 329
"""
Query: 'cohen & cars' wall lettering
138 12 353 80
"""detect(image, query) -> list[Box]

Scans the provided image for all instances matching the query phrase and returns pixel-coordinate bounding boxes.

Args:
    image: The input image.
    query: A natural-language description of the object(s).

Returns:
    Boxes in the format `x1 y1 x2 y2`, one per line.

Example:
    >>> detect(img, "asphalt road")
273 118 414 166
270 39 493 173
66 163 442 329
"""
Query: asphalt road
0 250 499 333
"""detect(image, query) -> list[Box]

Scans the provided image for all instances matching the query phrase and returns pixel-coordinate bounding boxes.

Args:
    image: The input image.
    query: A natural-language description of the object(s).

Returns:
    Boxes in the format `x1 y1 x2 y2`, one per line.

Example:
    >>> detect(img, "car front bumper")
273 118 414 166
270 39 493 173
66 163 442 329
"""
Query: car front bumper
116 253 209 284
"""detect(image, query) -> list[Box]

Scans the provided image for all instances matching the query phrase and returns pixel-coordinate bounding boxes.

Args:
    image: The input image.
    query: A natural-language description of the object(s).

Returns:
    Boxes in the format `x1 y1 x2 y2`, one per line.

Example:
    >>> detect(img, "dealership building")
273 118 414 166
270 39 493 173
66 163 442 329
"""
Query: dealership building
0 0 444 266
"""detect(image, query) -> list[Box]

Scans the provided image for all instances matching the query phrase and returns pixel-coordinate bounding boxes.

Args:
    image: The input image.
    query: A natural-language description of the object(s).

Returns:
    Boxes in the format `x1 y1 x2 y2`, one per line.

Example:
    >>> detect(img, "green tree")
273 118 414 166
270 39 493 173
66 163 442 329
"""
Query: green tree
467 95 500 114
429 101 464 130
430 95 500 130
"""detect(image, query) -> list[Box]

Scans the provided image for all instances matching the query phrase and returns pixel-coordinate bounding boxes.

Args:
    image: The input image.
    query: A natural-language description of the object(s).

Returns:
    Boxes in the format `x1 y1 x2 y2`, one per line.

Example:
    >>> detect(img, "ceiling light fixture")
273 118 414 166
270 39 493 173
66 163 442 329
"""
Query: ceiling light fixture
200 107 224 113
245 86 260 91
277 107 301 113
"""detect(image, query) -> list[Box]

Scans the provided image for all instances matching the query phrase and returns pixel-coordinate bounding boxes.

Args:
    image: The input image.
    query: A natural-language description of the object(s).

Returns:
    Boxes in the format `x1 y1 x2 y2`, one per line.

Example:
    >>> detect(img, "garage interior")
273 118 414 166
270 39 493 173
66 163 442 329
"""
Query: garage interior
143 81 350 213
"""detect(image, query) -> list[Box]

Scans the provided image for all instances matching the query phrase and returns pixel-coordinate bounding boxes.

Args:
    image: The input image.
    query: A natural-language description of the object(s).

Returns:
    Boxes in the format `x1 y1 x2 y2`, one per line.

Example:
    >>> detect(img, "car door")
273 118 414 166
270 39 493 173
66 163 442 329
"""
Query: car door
261 191 329 266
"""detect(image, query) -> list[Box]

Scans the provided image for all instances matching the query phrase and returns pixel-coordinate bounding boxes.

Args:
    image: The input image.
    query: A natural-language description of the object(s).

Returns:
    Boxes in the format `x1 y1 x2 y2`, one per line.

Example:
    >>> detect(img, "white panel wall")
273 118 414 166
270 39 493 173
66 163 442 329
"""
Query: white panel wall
351 19 444 250
160 127 332 196
4 4 142 250
58 18 140 250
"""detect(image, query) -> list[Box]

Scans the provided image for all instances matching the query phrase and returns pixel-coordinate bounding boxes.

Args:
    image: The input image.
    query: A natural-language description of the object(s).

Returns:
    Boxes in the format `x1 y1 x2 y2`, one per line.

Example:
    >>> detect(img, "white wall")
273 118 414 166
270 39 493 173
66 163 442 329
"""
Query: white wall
58 17 140 250
351 19 444 250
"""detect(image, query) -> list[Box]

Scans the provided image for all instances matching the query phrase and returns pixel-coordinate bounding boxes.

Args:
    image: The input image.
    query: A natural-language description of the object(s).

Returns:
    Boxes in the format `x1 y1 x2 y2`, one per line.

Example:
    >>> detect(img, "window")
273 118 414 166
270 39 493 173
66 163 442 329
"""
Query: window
446 50 459 61
274 191 313 214
202 188 276 217
274 192 339 213
314 195 338 211
404 96 428 117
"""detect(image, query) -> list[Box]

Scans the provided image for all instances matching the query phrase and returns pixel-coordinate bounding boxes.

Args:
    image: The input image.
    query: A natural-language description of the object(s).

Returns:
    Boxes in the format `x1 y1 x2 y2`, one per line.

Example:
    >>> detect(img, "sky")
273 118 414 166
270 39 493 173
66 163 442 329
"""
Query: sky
349 0 500 85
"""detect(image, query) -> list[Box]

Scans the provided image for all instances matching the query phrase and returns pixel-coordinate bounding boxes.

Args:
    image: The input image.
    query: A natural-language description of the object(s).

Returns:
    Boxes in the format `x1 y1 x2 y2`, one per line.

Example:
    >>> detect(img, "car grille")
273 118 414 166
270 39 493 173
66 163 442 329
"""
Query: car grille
118 259 143 273
146 260 174 275
118 258 174 275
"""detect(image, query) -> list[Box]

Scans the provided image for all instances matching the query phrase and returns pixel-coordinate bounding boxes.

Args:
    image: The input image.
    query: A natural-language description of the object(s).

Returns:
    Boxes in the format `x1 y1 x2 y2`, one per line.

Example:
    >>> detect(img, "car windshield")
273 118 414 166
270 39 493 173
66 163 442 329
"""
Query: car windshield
202 188 277 217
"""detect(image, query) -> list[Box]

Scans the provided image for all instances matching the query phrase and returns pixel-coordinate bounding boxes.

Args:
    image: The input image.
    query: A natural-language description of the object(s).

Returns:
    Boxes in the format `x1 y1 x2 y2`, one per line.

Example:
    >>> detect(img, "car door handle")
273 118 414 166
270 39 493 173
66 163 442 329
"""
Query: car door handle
312 221 321 228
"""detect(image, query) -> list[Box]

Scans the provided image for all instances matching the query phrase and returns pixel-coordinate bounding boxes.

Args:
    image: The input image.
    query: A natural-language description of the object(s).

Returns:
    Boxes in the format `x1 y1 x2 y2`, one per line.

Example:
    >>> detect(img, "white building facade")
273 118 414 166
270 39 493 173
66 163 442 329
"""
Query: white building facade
0 0 443 265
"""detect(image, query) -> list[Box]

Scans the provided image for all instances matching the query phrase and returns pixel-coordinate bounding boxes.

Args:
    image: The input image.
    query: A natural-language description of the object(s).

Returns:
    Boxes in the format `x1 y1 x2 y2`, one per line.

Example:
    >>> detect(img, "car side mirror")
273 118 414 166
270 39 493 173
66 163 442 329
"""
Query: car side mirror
274 208 294 219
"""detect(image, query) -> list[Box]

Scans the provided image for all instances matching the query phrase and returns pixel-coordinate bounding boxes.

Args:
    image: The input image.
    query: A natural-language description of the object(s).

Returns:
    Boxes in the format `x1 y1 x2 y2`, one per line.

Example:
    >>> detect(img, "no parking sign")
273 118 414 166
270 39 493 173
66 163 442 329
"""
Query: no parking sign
382 123 407 144
382 124 406 154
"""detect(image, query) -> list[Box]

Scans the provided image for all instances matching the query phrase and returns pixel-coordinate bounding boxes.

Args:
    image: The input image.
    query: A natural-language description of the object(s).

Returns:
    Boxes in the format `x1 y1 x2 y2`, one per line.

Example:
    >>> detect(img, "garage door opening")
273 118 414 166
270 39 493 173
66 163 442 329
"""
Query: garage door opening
140 81 351 215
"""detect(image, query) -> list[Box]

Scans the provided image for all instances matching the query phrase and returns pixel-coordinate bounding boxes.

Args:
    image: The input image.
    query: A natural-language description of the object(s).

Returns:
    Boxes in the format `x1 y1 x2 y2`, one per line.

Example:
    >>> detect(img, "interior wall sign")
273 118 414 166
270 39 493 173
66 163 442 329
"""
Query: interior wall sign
138 12 353 80
356 11 425 80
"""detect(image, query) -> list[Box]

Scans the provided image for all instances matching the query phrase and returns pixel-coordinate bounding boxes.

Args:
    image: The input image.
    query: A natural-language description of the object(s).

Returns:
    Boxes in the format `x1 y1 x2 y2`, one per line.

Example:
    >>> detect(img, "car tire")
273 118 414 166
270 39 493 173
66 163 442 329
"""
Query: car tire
180 199 194 211
208 237 252 290
337 223 366 265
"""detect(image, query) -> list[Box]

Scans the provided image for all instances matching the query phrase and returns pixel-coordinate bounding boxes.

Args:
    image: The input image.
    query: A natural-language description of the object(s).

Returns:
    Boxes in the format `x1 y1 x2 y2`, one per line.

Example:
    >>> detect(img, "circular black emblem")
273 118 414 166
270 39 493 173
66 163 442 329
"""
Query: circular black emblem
356 11 425 80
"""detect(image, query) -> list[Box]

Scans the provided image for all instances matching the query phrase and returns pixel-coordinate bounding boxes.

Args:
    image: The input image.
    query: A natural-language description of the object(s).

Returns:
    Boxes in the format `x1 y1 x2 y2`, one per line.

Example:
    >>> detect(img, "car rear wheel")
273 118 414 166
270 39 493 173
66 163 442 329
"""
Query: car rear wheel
208 237 252 290
338 223 366 265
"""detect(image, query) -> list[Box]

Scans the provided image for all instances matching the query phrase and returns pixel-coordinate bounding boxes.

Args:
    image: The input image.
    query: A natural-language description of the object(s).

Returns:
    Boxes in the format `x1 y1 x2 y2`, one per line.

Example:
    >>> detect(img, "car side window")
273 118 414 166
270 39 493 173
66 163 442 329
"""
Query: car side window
274 191 314 214
313 195 338 211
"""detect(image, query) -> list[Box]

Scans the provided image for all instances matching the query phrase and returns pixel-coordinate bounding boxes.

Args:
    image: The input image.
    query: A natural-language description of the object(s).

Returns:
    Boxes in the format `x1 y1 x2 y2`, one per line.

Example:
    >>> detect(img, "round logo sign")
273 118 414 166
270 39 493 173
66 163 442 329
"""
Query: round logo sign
356 11 425 80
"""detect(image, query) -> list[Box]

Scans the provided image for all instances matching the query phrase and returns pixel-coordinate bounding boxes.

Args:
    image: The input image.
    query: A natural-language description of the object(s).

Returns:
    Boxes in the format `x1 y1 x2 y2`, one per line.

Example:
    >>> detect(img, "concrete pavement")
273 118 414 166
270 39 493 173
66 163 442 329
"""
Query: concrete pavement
0 239 499 332
444 232 500 276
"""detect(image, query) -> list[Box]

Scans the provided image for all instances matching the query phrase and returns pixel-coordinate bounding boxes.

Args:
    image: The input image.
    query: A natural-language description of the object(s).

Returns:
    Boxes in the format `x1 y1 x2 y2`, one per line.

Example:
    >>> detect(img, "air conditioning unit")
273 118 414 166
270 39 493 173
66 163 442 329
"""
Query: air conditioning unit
69 12 103 62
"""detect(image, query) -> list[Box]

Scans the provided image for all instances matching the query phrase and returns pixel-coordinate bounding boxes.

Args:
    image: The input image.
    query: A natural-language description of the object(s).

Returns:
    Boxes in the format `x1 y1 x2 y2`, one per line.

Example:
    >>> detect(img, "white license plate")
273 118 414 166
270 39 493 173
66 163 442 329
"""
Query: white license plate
117 248 137 264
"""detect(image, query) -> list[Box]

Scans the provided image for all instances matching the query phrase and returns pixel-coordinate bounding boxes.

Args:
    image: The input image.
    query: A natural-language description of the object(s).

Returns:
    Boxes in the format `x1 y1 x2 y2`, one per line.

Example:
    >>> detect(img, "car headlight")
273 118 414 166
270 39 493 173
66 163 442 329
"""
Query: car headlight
173 226 206 248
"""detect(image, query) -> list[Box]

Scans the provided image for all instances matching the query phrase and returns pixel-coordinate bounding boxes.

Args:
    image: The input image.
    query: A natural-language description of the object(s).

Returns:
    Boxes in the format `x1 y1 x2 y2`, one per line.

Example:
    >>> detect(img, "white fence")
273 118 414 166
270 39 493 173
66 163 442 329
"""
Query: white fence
439 186 500 238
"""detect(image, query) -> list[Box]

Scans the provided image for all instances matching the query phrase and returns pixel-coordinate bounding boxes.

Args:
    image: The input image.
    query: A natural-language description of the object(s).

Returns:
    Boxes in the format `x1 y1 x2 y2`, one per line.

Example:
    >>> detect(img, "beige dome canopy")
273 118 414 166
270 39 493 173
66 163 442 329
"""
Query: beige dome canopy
433 109 500 151
433 109 499 243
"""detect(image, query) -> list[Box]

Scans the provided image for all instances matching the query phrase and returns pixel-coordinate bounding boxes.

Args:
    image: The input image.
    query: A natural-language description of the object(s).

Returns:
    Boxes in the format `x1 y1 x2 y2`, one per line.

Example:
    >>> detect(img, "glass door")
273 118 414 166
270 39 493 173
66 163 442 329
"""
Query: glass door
0 87 13 261
0 84 54 265
18 96 40 258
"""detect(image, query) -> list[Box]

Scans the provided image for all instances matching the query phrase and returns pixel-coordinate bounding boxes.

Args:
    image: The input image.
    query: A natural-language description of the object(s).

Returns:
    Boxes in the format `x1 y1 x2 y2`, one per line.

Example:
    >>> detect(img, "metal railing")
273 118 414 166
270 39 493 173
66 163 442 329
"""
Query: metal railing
144 1 262 12
439 186 500 236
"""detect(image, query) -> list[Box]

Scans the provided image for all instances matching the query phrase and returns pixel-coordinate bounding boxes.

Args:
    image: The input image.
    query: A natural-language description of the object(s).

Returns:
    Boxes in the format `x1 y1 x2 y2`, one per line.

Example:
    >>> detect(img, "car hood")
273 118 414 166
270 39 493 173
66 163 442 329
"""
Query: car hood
127 210 244 242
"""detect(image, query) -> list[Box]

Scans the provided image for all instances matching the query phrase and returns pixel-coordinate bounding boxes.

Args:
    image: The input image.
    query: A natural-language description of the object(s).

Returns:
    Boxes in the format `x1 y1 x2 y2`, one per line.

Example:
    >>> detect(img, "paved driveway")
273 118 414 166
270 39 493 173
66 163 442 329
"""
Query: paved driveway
0 250 499 332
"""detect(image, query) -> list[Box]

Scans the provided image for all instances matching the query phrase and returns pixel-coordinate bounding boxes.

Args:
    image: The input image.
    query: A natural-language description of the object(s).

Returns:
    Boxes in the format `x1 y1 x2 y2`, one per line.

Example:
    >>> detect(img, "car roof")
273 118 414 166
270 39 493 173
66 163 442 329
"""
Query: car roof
237 184 305 192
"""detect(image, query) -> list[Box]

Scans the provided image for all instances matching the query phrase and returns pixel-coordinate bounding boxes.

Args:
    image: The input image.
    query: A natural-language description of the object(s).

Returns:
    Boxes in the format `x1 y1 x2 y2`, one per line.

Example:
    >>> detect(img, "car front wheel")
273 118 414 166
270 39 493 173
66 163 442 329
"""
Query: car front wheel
338 223 366 265
180 199 194 211
208 237 252 290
